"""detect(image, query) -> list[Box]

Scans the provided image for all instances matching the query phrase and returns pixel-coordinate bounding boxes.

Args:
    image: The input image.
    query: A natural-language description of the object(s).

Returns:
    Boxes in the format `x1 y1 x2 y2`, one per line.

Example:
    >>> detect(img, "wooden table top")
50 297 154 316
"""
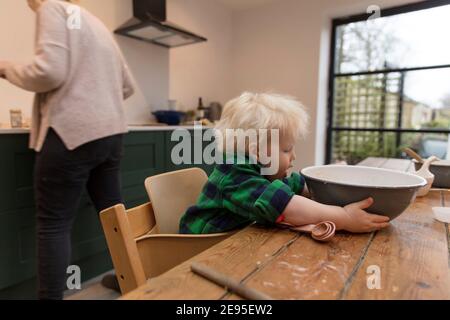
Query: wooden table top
122 157 450 300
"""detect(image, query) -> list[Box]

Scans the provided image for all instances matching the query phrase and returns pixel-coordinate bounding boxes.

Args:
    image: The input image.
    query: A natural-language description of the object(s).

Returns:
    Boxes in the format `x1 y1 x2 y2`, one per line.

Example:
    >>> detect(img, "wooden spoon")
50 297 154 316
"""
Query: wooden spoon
403 147 424 163
403 147 442 163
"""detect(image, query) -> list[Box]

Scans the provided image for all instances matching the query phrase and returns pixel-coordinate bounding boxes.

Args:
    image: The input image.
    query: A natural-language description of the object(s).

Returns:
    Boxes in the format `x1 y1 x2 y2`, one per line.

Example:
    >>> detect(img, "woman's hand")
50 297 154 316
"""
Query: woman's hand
337 197 390 233
0 61 11 79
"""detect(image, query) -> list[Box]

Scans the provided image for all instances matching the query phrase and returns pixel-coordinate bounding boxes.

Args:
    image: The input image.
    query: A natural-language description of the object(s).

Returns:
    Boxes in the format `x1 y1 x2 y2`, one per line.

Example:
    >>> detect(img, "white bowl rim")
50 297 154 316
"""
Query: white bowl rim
301 165 427 189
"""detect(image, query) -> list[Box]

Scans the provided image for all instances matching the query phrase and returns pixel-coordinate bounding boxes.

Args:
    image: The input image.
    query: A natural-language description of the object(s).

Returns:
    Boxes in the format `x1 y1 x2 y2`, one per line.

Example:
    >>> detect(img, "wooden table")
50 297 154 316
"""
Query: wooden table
122 157 450 300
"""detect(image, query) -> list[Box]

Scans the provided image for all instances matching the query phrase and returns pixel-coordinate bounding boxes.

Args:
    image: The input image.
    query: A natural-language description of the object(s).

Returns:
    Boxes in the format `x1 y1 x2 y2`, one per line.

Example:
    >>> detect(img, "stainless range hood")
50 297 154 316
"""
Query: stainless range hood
115 0 207 48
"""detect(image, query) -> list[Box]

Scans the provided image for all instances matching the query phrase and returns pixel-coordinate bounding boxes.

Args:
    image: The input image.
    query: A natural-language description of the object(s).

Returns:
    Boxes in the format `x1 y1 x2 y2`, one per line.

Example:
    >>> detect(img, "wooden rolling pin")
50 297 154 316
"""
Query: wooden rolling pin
190 262 273 300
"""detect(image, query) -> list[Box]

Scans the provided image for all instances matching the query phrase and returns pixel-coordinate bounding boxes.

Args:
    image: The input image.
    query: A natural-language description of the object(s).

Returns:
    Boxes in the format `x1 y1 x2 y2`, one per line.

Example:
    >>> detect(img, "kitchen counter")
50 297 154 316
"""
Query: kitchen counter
0 128 30 134
0 125 213 134
128 125 213 131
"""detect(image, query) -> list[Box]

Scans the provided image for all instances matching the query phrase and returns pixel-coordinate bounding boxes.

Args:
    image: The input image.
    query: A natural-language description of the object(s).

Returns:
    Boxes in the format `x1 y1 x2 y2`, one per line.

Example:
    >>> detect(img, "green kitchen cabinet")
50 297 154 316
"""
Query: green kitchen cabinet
0 129 213 299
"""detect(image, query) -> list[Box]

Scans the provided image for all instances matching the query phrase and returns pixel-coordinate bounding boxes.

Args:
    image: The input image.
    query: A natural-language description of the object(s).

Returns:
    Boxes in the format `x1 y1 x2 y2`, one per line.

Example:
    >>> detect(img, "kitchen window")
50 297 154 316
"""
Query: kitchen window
326 0 450 164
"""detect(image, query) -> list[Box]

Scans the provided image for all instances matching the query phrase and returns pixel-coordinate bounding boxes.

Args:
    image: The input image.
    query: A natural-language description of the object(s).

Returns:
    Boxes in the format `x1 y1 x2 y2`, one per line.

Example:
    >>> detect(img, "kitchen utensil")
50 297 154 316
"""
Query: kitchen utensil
413 159 450 188
301 165 427 220
279 221 336 242
190 262 273 300
403 147 425 163
414 156 438 197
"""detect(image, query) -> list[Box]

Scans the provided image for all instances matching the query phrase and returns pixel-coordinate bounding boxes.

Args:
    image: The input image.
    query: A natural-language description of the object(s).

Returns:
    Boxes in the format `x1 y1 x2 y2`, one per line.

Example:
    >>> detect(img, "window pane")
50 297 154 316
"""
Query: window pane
331 130 450 164
401 132 449 159
331 130 399 164
333 73 401 129
401 68 450 129
335 5 450 74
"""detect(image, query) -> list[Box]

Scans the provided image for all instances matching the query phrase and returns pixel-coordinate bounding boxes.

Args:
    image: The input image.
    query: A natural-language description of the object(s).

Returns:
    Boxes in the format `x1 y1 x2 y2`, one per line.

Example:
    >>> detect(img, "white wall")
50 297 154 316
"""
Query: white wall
0 0 35 125
0 0 169 126
231 0 416 169
167 0 234 111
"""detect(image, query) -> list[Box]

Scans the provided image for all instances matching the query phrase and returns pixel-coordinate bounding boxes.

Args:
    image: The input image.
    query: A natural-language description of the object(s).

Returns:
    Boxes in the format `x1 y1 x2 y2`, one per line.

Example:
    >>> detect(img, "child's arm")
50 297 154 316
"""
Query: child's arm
282 196 390 233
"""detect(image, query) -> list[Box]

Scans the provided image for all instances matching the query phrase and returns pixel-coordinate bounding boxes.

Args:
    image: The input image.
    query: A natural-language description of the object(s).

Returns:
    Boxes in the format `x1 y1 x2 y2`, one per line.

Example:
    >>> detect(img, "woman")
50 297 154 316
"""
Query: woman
0 0 135 299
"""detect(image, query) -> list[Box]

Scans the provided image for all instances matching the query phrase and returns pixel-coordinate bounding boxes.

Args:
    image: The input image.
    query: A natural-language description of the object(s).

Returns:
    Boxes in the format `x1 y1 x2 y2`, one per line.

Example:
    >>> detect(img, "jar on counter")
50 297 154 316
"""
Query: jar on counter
10 109 23 128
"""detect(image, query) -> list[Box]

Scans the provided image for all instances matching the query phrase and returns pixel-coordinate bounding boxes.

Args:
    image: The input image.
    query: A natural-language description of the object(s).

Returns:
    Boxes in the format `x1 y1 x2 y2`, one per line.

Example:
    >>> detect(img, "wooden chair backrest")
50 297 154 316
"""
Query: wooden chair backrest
100 202 233 295
144 168 208 234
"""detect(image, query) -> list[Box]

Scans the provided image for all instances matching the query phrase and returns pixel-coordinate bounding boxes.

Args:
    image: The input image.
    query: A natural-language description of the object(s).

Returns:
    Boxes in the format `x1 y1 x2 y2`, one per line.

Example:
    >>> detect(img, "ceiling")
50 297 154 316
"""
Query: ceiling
214 0 278 11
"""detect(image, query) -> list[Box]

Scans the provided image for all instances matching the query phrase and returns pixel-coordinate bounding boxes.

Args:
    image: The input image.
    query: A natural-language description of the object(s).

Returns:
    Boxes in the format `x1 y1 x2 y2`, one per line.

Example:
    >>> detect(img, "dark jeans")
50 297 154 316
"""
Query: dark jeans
34 129 124 300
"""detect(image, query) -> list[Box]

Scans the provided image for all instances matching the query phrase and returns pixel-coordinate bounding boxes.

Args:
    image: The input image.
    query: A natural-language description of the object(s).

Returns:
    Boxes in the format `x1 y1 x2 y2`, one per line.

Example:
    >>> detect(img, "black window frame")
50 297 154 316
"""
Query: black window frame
326 0 450 164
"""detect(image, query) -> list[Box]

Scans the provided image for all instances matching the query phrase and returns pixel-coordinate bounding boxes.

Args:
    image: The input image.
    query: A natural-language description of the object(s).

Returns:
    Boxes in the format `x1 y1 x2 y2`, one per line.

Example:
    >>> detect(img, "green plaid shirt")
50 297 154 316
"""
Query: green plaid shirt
179 155 306 234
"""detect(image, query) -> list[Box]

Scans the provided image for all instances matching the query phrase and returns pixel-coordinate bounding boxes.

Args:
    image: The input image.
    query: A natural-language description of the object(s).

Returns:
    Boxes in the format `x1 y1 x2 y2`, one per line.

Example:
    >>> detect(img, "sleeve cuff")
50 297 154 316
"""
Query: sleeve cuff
276 214 285 223
285 172 306 195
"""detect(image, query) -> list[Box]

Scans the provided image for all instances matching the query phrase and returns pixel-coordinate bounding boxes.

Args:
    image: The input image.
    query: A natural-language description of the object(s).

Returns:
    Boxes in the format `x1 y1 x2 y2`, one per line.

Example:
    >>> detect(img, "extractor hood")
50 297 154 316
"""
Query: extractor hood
115 0 207 48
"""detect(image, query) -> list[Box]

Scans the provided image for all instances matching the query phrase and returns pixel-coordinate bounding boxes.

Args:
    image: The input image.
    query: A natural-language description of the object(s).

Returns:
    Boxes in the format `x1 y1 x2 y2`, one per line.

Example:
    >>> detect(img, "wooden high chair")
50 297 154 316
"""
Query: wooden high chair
100 168 234 295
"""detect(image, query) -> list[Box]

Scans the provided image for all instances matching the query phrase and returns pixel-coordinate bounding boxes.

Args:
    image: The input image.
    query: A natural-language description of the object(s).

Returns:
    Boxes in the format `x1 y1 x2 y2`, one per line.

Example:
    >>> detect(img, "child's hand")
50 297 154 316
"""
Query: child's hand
339 197 390 233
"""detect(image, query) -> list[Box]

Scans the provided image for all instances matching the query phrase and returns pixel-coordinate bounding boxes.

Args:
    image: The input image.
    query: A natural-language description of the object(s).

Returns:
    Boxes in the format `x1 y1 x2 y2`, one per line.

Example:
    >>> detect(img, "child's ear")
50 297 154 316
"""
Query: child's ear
248 142 259 161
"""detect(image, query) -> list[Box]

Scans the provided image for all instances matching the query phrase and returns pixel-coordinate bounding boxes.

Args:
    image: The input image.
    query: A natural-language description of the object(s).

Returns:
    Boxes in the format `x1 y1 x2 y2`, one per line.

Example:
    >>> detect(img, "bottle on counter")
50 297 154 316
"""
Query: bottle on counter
196 97 206 121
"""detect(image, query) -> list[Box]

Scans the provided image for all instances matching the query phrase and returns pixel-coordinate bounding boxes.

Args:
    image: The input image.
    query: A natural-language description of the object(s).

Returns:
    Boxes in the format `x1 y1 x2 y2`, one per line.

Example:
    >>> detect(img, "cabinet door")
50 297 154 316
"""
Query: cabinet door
0 135 35 212
121 131 166 207
0 206 36 290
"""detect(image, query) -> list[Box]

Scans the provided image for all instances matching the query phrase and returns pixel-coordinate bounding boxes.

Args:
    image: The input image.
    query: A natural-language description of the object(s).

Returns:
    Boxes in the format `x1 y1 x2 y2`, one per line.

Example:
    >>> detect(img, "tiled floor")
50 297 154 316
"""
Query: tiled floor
64 271 121 300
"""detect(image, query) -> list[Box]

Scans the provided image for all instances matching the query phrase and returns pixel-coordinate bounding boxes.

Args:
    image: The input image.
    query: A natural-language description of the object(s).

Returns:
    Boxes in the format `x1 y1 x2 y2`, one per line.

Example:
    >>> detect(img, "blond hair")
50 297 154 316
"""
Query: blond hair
215 92 309 153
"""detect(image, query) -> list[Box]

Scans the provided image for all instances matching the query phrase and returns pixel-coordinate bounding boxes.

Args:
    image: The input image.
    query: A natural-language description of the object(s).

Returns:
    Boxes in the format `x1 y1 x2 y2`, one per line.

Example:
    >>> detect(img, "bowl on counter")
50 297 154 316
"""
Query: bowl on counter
413 159 450 188
152 111 186 126
301 165 427 220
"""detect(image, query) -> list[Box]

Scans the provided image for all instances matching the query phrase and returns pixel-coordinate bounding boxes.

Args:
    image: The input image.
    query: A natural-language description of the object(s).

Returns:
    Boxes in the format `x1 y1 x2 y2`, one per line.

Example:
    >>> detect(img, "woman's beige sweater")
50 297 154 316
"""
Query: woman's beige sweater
4 0 135 151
